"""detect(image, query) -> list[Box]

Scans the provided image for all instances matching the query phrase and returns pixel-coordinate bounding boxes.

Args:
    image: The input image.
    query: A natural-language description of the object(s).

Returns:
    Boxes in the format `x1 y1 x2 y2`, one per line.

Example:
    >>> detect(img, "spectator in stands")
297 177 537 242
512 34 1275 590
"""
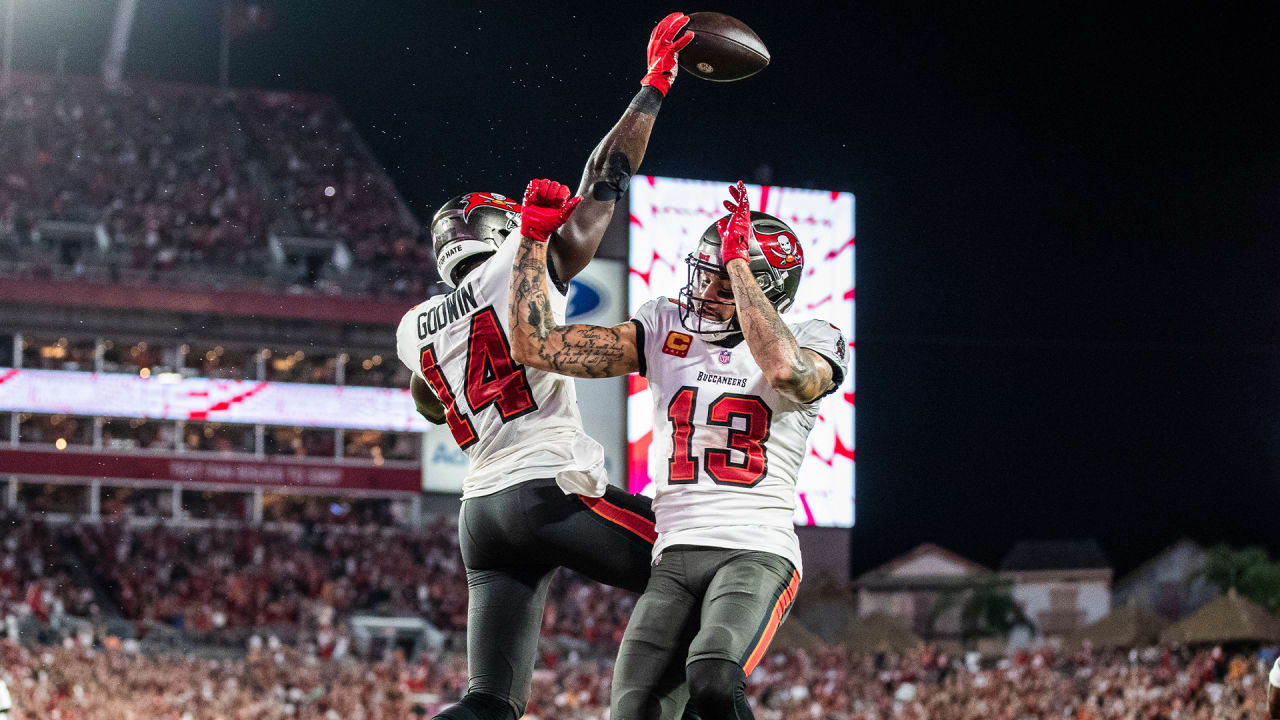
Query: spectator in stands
0 640 1270 719
0 509 1276 718
1 74 442 300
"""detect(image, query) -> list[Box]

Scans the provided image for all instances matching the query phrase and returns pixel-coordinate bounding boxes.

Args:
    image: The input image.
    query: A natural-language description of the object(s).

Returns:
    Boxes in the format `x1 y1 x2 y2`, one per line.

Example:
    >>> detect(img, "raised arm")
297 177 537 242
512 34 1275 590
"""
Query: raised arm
548 12 692 281
510 179 641 378
720 182 834 404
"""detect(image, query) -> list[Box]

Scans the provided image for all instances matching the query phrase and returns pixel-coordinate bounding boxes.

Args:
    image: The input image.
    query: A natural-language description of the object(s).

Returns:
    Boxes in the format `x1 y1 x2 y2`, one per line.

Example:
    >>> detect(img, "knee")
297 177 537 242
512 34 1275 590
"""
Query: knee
432 691 519 720
687 658 746 717
611 684 659 720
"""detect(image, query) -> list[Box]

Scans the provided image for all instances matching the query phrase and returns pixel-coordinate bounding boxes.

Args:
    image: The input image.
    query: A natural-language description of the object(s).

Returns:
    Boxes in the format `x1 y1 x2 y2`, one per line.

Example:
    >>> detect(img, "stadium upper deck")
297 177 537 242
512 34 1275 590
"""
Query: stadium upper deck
0 74 456 522
0 72 440 301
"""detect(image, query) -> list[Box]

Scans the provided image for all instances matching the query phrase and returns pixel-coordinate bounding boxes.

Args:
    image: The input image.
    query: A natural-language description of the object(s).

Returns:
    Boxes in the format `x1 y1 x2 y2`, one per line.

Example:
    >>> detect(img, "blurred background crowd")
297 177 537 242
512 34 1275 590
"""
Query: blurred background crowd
2 511 1278 719
0 74 438 299
0 634 1271 719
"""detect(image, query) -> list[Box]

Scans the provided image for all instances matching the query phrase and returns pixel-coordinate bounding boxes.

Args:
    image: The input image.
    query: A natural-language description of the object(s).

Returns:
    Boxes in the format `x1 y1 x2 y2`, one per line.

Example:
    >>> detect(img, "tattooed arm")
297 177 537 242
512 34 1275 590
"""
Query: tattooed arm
509 178 640 378
510 234 641 378
718 181 834 404
726 258 834 403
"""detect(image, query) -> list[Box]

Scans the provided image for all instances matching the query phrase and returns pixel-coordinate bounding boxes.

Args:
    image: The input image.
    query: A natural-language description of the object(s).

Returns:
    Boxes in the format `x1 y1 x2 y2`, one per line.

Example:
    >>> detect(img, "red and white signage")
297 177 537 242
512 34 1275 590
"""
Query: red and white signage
0 448 420 493
0 368 429 431
628 176 855 527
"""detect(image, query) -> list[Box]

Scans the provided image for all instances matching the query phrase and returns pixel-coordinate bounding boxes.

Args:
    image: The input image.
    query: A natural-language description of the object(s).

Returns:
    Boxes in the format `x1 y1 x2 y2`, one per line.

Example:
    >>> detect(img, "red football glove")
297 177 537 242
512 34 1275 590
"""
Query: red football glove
717 181 754 266
520 179 582 243
641 12 694 96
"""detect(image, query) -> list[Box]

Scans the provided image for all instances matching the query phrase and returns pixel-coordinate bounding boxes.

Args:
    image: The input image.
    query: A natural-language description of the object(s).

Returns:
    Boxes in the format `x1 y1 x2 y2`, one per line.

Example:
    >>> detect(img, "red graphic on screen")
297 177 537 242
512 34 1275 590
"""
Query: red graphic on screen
187 382 269 421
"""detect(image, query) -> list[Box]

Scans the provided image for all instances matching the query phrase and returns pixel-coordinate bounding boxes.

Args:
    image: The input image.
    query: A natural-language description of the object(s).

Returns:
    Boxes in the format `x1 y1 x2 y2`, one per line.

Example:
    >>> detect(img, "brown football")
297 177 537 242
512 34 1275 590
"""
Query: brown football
677 12 770 82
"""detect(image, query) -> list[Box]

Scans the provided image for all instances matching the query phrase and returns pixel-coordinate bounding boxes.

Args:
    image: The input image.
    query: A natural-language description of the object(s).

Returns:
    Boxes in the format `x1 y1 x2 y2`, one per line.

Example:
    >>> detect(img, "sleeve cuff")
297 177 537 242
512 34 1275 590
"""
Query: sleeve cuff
629 318 647 377
801 346 844 400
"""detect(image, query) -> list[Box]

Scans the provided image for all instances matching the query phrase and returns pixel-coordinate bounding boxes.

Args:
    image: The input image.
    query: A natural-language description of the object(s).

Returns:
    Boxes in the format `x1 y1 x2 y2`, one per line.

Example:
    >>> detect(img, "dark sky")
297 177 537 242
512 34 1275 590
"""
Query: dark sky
10 1 1280 576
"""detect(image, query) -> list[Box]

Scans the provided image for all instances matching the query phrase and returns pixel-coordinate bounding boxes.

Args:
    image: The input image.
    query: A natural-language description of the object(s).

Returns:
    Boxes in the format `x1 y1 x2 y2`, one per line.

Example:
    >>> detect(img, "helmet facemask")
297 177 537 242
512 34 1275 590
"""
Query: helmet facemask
677 211 806 341
678 254 742 342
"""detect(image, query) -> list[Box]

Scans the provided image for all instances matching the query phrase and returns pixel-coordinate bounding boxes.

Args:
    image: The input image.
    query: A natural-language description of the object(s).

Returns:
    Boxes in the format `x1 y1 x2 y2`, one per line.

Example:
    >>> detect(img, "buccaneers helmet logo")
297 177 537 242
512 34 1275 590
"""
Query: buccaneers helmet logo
761 230 803 269
460 192 521 222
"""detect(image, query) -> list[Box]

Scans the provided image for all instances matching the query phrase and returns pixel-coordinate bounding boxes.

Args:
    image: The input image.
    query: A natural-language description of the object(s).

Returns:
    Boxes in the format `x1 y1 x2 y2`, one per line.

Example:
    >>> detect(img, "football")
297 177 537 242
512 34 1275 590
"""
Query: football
677 12 770 82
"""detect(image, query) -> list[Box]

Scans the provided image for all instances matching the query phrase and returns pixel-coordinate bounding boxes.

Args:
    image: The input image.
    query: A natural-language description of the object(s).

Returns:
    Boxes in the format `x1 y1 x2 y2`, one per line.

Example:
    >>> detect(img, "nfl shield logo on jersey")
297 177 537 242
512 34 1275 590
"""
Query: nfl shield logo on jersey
718 350 732 364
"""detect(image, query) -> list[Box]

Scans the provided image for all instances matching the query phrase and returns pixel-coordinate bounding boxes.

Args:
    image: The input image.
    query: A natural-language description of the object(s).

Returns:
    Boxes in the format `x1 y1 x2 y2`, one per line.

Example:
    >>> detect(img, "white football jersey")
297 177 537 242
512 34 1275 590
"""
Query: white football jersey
631 297 850 574
395 238 604 499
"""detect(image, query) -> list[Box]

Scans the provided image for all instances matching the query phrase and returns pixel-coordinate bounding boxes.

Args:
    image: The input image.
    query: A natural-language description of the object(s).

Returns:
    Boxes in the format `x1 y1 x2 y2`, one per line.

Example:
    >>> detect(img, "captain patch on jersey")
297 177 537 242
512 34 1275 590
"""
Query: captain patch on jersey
626 296 850 574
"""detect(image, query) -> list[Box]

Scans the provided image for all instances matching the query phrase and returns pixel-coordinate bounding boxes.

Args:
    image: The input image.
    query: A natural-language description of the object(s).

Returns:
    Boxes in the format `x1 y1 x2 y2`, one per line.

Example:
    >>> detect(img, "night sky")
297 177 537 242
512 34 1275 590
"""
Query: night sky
9 1 1280 577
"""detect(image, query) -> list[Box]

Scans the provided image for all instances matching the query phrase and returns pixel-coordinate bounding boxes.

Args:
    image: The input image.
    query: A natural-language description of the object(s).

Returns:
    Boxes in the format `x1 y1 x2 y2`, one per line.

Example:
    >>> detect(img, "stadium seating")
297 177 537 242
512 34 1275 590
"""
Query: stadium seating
0 515 632 648
0 73 439 300
0 636 1267 718
0 514 1272 717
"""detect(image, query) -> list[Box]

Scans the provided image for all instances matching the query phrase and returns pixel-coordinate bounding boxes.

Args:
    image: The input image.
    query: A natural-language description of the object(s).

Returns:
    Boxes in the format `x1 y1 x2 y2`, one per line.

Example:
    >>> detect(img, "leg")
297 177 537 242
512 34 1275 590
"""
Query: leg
435 497 555 720
611 551 702 720
686 659 750 720
430 688 519 720
519 480 697 719
521 479 658 593
685 551 800 720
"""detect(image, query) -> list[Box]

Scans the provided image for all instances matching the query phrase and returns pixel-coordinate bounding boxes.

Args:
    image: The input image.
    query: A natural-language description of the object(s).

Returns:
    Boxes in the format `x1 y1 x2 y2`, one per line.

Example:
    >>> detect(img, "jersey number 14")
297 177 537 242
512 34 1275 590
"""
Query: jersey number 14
419 307 538 449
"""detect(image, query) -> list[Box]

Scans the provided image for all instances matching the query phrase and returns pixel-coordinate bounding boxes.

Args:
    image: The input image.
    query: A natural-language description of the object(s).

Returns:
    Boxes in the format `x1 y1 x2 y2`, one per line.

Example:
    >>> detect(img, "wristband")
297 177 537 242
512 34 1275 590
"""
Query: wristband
628 86 664 116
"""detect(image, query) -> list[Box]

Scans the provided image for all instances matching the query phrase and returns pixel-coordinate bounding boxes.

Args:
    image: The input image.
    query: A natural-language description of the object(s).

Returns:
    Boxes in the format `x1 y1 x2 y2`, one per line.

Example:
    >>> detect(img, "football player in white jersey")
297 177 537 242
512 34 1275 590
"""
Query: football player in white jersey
394 14 697 720
510 179 849 720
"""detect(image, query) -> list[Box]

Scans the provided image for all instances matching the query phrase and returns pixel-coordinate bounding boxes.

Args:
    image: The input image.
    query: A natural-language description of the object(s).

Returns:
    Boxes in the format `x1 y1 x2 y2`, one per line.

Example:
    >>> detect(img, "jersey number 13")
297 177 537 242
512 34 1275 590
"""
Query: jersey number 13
667 386 773 488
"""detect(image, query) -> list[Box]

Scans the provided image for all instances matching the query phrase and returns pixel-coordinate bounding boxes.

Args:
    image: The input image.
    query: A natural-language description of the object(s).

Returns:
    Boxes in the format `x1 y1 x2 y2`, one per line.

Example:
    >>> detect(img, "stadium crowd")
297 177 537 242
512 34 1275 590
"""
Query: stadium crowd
64 518 469 645
0 518 96 623
0 640 1270 719
3 514 1275 718
0 514 634 649
0 74 438 299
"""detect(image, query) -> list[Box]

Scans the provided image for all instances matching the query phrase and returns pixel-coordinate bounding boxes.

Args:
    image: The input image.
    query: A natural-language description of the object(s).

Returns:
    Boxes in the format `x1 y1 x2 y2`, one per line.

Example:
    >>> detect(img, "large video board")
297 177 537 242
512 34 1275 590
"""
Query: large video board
628 176 855 526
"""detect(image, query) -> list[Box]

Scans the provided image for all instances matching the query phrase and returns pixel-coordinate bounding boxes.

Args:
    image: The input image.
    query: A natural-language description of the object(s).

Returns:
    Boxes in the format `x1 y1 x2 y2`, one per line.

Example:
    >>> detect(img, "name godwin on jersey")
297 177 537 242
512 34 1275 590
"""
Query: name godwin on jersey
395 238 606 499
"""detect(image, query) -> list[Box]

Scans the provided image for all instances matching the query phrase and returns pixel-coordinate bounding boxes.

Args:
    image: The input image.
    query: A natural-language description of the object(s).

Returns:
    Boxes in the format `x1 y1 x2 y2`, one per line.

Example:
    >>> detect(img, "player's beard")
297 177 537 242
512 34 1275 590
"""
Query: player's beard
693 297 734 322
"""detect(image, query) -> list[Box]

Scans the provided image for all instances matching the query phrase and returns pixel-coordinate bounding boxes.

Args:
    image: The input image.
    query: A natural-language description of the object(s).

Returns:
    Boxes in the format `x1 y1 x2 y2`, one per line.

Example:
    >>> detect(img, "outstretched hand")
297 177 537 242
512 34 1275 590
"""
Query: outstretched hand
520 179 582 243
641 12 694 96
718 180 754 266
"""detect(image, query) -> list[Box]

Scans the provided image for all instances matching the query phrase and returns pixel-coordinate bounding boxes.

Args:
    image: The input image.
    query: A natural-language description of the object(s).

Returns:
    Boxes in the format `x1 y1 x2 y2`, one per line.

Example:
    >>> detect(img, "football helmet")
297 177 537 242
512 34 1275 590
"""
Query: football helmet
678 211 805 341
430 192 522 287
